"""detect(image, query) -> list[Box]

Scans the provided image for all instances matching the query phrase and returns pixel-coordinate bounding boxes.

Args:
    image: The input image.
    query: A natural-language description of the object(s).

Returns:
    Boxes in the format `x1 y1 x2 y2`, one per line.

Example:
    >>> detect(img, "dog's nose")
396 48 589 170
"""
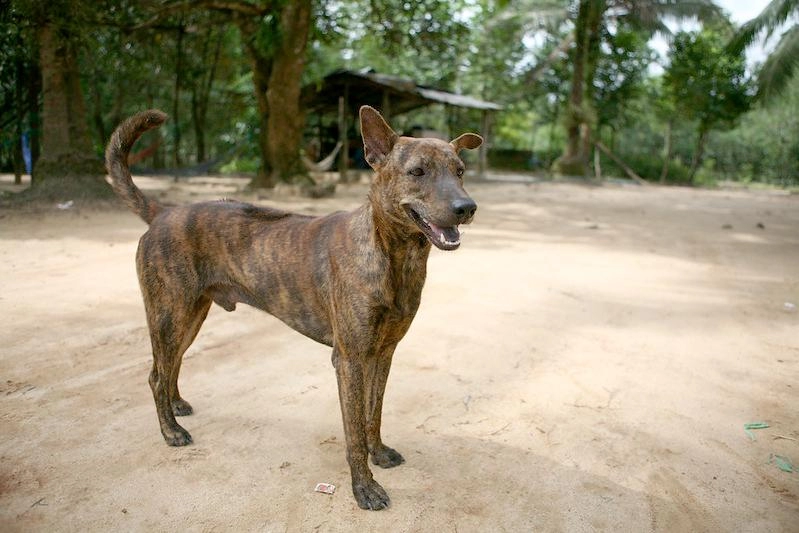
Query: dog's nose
451 197 477 221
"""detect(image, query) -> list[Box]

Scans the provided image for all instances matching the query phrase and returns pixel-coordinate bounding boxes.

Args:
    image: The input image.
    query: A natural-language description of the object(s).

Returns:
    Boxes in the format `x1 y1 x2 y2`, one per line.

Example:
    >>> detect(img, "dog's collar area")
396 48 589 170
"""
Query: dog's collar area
404 205 461 251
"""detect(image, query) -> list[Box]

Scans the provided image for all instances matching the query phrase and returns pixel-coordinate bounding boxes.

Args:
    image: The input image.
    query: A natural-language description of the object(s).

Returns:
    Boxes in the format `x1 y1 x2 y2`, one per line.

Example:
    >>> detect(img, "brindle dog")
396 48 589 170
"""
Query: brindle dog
105 106 482 510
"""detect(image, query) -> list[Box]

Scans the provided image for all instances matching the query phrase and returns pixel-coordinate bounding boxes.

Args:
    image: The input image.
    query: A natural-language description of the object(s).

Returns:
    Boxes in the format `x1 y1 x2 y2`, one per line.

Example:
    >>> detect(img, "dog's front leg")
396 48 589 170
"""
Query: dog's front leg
332 344 391 510
365 343 405 468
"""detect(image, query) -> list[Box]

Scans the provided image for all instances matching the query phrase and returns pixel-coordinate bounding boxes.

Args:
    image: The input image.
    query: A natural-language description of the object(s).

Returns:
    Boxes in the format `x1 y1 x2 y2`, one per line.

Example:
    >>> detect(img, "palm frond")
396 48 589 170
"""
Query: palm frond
487 0 569 31
728 0 799 53
756 24 799 101
622 16 672 39
614 0 725 38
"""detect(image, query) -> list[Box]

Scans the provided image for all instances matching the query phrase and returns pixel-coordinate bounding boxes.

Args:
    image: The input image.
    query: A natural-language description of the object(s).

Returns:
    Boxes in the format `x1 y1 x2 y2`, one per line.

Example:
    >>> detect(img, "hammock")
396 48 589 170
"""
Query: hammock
302 141 343 172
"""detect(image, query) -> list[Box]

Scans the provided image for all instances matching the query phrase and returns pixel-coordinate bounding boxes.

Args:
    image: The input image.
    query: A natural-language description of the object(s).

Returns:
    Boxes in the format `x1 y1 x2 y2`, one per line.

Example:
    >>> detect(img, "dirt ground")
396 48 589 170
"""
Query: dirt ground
1 172 797 532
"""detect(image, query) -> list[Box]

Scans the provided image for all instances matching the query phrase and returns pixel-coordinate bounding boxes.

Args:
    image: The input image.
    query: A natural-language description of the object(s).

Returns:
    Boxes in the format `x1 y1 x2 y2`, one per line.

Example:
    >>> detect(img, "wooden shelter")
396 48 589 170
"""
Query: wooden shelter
301 69 502 179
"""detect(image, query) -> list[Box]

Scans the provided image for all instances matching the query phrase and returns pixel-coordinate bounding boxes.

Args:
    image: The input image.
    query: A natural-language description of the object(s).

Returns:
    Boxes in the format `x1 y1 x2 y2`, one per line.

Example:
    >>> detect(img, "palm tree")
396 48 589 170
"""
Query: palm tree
728 0 799 101
501 0 723 176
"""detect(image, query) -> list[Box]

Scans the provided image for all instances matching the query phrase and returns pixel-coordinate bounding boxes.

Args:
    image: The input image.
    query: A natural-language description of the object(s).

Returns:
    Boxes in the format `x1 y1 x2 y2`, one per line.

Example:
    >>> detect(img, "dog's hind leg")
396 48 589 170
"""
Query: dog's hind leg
365 343 405 468
144 295 211 446
168 296 212 417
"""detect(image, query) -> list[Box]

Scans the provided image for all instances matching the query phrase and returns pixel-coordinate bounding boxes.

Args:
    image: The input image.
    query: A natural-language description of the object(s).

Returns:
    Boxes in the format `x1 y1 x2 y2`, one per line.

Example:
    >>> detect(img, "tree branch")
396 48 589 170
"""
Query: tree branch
594 140 649 185
526 32 574 84
132 0 272 31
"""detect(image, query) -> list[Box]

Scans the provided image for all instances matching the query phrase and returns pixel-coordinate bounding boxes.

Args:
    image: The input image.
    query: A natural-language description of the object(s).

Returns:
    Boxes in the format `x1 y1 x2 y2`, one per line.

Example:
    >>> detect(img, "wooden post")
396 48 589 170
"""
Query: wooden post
338 91 349 183
594 145 602 180
381 90 391 121
478 110 489 179
444 104 451 138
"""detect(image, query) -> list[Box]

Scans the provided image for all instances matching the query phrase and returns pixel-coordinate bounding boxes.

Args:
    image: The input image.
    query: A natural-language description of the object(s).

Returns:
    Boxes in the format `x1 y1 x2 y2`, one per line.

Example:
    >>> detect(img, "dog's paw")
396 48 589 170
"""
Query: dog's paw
371 444 405 468
163 426 193 447
171 398 194 417
352 479 390 510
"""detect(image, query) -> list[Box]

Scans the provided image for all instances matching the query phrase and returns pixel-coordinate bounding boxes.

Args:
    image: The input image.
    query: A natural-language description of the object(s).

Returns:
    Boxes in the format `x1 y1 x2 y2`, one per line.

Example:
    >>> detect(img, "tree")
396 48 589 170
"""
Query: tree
133 0 313 188
263 0 313 186
728 0 799 102
709 77 799 184
592 26 654 138
10 0 108 199
0 5 40 185
510 0 723 176
664 28 751 182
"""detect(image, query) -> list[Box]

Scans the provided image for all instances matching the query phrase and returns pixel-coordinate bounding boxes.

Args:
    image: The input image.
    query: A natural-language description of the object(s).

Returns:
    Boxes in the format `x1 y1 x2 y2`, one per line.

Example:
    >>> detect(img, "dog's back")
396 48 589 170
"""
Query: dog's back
137 198 346 346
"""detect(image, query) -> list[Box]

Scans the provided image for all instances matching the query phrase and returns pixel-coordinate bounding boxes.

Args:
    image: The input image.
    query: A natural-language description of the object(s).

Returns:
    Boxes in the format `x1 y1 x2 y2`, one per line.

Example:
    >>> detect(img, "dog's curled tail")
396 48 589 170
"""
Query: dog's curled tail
105 109 167 224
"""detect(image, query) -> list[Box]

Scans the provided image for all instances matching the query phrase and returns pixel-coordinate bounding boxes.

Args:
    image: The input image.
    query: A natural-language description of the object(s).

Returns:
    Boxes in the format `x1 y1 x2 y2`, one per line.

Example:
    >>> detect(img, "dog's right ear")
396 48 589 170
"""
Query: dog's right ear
360 106 398 169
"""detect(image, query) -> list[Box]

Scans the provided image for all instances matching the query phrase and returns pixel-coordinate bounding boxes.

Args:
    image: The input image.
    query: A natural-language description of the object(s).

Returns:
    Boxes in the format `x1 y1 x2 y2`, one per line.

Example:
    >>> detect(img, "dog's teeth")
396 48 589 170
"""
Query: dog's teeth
439 233 446 244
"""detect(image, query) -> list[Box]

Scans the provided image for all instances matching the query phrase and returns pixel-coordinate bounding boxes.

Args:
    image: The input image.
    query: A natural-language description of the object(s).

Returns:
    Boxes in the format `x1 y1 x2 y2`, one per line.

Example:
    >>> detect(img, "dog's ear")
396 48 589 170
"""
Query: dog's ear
360 106 398 169
451 133 483 153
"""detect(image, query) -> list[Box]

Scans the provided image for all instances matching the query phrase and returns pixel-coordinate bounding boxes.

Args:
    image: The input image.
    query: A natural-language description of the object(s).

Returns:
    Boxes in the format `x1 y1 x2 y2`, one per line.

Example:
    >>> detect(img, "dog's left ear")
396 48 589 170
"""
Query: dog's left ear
360 106 398 169
450 133 483 153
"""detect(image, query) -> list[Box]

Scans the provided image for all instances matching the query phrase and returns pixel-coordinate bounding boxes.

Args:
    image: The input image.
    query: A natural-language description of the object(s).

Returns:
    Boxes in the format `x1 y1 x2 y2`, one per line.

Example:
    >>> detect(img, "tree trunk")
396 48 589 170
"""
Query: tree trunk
555 0 588 175
172 21 185 168
547 97 560 168
554 0 594 176
191 27 222 163
90 75 107 146
689 126 709 184
27 67 41 171
32 22 106 196
13 52 25 184
190 91 205 164
146 90 164 168
581 0 604 171
659 119 673 183
243 42 274 188
264 0 313 186
593 145 601 180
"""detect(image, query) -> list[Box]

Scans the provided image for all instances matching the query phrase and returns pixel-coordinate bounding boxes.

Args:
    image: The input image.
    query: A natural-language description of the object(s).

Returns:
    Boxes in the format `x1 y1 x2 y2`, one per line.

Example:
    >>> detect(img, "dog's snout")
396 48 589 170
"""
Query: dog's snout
451 197 477 221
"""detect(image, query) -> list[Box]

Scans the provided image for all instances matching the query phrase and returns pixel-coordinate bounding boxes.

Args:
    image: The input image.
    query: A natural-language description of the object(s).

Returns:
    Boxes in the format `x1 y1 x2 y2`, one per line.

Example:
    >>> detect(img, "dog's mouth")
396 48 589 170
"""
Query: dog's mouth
404 205 461 251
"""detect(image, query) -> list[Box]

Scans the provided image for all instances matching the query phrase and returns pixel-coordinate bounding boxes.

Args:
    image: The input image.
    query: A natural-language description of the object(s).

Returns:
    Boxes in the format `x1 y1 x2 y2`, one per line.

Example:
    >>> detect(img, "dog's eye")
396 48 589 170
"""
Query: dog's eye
456 168 465 178
409 167 425 177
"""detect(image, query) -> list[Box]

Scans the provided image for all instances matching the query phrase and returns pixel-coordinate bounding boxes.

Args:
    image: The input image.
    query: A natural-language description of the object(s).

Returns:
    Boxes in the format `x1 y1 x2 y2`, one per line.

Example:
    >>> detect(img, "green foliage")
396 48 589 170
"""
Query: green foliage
662 27 752 180
756 25 799 101
600 151 692 183
664 29 751 132
708 77 799 185
2 0 798 187
727 0 799 100
0 3 34 164
81 10 252 165
494 105 538 150
593 26 656 131
317 0 474 87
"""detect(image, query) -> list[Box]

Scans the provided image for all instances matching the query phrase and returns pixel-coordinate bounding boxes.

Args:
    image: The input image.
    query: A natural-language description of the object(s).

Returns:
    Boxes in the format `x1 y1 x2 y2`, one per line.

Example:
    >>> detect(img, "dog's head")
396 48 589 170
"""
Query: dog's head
360 105 482 251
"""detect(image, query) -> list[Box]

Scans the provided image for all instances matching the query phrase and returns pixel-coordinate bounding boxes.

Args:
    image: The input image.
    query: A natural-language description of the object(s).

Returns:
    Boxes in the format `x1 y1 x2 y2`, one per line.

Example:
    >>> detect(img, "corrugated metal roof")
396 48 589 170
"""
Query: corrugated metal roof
416 87 502 110
302 69 502 114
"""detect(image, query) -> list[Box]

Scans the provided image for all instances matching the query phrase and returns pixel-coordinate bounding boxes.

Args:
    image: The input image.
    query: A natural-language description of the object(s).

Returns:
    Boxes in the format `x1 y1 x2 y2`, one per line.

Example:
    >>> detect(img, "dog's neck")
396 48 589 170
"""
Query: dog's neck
366 180 430 258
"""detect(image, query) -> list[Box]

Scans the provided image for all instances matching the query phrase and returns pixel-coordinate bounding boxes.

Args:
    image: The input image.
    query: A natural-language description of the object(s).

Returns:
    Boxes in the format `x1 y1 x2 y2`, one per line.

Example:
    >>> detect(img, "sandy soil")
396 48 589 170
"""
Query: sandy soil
1 173 797 532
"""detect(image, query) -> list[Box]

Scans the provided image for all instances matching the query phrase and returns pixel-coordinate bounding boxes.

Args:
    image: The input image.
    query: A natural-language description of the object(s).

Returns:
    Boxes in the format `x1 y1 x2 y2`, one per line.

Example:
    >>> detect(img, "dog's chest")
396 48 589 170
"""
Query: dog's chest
383 247 427 320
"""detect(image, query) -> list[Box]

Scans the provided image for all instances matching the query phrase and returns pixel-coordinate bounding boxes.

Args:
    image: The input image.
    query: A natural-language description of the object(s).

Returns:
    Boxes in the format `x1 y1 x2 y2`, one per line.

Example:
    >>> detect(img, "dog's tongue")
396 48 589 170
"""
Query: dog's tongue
427 222 461 250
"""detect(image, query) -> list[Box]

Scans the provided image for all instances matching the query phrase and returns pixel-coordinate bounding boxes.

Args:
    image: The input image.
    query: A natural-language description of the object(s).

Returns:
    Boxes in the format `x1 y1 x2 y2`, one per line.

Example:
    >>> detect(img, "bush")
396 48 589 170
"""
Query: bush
220 157 259 175
598 151 692 184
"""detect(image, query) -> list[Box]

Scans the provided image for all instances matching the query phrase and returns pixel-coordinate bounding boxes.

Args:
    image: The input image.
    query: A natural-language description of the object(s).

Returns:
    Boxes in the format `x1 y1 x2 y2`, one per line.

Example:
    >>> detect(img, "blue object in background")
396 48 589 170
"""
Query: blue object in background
22 131 32 174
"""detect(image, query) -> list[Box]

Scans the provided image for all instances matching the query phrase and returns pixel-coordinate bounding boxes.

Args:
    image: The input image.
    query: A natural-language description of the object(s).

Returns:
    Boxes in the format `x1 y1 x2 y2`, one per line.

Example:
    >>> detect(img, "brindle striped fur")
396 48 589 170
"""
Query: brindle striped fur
105 106 481 510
